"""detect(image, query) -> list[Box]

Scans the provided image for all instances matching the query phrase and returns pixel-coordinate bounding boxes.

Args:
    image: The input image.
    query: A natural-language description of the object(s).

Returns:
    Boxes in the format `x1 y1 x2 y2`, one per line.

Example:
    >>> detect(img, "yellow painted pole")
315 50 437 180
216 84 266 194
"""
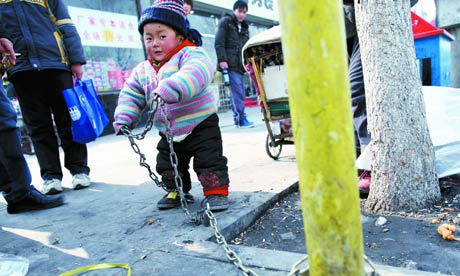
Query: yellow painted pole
277 1 364 275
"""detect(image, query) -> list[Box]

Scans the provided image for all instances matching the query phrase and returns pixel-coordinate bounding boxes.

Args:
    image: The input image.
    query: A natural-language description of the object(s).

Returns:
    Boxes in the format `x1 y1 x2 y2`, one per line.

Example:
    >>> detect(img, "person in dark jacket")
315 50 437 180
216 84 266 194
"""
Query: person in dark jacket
0 0 91 195
214 0 254 128
0 37 65 214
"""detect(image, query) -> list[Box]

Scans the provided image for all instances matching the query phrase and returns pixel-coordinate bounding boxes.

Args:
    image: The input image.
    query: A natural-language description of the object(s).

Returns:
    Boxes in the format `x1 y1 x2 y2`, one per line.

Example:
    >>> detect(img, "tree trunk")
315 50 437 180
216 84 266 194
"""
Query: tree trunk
355 0 440 212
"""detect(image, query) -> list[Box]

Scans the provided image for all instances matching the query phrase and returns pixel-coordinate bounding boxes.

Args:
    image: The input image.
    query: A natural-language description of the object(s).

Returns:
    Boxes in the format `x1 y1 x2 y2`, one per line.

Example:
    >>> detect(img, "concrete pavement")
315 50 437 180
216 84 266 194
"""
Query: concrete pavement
0 107 447 275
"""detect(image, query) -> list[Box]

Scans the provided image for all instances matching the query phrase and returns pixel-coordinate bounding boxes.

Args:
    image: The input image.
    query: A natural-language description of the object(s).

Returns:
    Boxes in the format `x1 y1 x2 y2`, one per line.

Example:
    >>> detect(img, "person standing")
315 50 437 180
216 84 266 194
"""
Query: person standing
0 37 65 214
114 0 230 211
215 0 254 128
182 0 203 46
0 0 91 195
183 0 193 16
343 0 419 197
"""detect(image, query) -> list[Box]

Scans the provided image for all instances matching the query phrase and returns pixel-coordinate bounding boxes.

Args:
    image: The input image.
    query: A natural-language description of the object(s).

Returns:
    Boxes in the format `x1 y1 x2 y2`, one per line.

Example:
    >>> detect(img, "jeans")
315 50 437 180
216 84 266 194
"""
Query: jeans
349 38 371 153
228 70 246 126
0 79 30 203
11 70 89 180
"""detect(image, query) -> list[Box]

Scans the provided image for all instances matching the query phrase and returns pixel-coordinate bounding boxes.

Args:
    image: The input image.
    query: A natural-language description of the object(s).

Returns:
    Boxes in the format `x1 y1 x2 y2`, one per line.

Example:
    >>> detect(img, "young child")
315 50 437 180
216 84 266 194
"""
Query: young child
113 0 229 211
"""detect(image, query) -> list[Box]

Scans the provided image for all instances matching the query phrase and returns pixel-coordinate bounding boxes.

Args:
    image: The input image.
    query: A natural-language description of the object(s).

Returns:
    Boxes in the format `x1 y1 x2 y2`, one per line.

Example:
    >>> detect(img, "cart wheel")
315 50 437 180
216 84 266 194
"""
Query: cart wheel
266 134 282 160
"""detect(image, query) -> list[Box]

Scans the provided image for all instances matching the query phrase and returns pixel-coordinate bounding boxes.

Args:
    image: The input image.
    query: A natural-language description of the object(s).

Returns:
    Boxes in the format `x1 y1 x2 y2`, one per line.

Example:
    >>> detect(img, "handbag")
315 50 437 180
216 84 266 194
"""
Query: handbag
62 79 109 143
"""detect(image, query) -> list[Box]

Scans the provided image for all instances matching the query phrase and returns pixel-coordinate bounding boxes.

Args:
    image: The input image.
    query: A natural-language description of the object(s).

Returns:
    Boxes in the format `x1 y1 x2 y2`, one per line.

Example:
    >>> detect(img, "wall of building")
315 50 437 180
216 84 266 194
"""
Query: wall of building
436 0 460 87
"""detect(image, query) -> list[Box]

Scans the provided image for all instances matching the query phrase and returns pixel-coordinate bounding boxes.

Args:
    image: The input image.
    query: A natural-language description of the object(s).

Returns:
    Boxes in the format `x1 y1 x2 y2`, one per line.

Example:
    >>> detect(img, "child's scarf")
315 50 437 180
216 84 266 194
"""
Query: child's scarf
149 39 196 72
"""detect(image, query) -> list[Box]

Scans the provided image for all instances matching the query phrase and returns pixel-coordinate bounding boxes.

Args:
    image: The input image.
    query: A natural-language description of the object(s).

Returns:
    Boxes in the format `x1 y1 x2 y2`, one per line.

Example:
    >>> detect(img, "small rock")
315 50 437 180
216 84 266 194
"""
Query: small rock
382 228 389 233
401 260 418 270
375 216 387 227
280 232 296 240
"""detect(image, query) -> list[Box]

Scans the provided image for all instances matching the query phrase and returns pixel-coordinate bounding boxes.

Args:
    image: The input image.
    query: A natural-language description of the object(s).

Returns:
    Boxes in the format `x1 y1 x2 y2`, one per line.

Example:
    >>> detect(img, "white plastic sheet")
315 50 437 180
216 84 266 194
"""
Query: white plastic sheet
356 86 460 178
0 253 28 276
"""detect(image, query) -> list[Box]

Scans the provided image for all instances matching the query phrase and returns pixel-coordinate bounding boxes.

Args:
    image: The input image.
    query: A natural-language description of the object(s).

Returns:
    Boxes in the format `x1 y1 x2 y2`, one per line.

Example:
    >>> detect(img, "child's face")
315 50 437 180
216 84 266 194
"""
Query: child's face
143 22 183 62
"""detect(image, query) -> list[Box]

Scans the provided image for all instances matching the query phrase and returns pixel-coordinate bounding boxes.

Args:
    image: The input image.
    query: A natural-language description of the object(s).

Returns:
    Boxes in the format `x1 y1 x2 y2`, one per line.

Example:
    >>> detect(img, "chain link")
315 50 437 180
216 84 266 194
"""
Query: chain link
160 101 197 223
121 95 164 190
203 204 260 276
121 96 380 276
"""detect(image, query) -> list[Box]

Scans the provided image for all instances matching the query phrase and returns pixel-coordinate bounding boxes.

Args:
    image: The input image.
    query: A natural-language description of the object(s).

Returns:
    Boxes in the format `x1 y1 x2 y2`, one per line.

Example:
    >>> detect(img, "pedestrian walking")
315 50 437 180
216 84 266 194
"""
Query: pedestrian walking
0 37 65 214
114 0 230 211
214 0 254 128
0 0 91 195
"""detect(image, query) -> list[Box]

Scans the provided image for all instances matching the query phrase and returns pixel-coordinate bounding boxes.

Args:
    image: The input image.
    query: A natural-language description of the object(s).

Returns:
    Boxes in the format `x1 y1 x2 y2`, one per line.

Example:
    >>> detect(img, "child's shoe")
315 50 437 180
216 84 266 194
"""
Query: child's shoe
157 191 194 210
205 194 229 211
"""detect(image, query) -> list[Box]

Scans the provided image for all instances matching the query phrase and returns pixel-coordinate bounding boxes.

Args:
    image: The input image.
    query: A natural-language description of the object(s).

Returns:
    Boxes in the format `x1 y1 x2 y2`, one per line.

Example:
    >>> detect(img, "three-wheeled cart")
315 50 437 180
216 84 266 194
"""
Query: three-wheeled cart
242 26 293 160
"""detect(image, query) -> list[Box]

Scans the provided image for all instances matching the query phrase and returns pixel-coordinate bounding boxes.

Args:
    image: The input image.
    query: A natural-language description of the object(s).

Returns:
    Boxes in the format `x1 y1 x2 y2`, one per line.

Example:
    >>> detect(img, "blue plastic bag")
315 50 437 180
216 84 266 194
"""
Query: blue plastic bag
62 79 108 143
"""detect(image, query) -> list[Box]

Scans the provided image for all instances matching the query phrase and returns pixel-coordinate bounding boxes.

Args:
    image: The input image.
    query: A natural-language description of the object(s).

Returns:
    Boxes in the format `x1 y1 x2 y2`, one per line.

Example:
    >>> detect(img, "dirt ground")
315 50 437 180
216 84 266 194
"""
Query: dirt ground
232 176 460 275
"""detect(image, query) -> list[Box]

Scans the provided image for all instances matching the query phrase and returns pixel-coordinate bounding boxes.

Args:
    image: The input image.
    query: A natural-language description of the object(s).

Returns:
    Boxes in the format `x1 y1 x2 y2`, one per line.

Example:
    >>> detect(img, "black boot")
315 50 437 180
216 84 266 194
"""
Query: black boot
7 186 65 214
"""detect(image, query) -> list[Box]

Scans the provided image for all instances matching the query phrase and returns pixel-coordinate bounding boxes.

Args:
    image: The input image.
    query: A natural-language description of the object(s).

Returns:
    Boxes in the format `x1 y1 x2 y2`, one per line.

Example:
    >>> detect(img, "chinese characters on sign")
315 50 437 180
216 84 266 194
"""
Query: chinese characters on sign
68 6 142 49
251 0 273 10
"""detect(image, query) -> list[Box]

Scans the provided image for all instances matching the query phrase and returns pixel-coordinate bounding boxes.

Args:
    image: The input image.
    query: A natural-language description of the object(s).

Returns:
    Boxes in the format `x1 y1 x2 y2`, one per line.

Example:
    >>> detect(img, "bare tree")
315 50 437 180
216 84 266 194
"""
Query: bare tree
355 0 440 212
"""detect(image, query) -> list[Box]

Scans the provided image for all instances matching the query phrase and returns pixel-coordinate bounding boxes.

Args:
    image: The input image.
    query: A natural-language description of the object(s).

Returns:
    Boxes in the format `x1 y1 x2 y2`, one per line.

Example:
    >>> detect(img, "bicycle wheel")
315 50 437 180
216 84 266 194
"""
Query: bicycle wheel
266 134 282 160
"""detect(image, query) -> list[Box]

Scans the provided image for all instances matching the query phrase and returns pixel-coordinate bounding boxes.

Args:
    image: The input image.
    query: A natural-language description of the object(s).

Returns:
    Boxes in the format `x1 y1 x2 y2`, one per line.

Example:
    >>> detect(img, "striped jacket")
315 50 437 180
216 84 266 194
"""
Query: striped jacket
113 46 218 141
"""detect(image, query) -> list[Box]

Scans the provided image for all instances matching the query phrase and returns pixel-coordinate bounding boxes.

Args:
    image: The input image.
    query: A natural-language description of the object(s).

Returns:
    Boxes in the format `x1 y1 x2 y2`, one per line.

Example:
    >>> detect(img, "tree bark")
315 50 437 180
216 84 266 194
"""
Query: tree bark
355 0 440 212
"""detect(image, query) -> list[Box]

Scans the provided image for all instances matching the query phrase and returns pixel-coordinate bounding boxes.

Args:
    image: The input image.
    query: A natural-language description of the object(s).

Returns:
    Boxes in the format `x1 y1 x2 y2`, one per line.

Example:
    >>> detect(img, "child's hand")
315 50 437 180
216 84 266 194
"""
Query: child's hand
113 121 132 136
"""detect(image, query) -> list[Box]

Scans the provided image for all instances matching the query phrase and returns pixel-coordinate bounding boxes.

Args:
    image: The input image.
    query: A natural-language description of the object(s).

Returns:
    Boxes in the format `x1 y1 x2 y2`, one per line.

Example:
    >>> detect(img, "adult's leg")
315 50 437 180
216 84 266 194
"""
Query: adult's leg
11 71 63 180
0 85 30 202
46 70 89 176
349 38 371 152
228 71 246 126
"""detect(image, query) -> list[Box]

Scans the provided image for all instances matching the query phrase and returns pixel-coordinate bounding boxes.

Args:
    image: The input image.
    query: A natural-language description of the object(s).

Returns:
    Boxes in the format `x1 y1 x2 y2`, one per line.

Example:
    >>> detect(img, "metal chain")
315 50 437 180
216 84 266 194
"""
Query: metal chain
203 204 260 276
121 95 197 223
121 96 381 276
159 101 197 223
287 255 309 276
121 95 164 190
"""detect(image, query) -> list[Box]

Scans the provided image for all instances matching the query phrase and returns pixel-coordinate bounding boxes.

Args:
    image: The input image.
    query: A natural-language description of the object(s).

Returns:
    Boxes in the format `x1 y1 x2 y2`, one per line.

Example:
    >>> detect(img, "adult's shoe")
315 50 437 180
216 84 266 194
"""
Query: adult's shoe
238 116 254 129
7 186 65 214
72 173 91 190
358 171 371 199
42 178 63 195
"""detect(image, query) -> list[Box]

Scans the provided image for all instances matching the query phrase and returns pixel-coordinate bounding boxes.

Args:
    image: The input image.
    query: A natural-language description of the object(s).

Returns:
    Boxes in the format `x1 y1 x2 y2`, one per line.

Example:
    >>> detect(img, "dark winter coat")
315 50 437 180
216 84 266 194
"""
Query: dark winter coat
0 0 86 78
214 12 249 74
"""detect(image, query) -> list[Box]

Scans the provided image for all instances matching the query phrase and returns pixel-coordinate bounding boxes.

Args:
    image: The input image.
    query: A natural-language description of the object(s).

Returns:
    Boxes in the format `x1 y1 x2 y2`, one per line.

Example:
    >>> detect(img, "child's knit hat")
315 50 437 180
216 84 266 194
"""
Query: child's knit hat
138 0 187 35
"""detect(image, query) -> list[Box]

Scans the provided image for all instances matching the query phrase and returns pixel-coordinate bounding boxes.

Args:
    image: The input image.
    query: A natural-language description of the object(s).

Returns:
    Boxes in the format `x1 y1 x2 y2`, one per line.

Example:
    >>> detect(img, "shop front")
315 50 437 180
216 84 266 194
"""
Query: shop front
62 0 279 135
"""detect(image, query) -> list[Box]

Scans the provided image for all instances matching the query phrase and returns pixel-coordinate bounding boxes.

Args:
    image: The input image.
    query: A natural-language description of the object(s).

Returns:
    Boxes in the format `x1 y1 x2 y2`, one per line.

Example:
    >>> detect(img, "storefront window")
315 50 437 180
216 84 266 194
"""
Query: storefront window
63 0 145 93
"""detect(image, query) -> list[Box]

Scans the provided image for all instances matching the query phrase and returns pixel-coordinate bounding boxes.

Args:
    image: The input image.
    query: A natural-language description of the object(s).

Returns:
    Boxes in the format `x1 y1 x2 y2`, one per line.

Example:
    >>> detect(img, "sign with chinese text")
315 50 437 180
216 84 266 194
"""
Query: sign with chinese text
196 0 279 21
68 7 142 49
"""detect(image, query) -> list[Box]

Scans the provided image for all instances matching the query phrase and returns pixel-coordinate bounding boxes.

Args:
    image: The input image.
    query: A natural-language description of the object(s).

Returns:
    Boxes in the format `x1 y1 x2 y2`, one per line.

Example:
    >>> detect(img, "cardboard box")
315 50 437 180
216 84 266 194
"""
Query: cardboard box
262 65 288 101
